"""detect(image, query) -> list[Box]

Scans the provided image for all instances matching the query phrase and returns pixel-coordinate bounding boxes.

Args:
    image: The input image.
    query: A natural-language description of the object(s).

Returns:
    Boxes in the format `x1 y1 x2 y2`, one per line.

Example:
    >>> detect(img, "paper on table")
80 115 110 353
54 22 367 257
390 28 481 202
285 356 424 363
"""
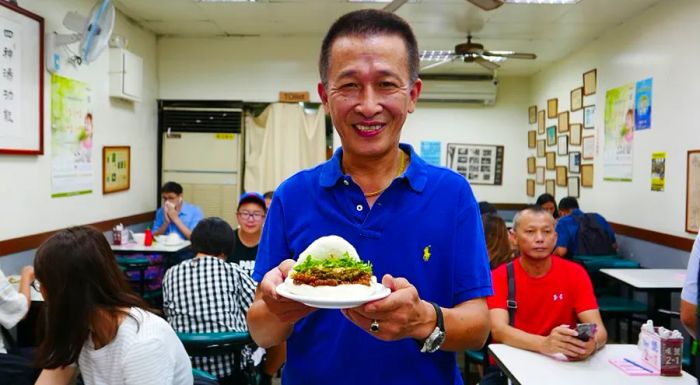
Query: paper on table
609 358 659 376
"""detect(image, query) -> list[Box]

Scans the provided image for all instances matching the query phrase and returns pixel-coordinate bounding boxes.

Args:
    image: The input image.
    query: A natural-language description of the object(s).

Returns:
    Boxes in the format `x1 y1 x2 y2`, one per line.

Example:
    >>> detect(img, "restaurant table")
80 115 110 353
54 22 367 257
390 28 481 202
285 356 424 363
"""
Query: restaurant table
110 240 191 253
489 344 696 385
600 269 685 327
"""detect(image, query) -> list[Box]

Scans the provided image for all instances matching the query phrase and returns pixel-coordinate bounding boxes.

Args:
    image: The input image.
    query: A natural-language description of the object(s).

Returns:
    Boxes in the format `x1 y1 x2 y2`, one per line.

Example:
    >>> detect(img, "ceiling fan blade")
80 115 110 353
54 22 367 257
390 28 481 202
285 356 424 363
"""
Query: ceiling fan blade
475 56 500 70
484 50 537 60
466 0 504 11
383 0 409 13
420 57 459 71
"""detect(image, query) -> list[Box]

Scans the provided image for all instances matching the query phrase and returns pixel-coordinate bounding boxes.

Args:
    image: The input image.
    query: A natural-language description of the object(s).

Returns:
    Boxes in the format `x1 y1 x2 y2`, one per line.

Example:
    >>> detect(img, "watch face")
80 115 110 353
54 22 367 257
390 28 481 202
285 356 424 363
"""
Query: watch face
423 327 446 353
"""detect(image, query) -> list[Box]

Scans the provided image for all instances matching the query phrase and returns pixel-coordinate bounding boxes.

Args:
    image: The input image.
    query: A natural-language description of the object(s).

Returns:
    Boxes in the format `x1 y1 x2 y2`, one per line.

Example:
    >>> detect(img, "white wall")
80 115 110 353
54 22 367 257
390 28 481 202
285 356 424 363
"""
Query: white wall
159 37 531 203
531 0 700 238
0 0 158 242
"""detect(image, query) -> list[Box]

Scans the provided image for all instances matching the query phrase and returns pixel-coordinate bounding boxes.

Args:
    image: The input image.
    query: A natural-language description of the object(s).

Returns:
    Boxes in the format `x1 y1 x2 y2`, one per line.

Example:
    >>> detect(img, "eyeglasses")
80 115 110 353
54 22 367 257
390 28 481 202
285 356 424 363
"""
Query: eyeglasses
237 211 265 220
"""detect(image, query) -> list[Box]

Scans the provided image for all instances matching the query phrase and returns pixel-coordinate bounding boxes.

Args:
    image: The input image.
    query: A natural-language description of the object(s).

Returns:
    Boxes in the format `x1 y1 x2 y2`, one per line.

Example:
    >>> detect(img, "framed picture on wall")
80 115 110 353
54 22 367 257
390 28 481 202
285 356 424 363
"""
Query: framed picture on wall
556 166 568 187
686 150 700 233
558 111 569 133
569 151 581 174
570 87 583 112
528 130 536 148
446 143 504 185
570 123 582 146
546 126 557 147
536 166 545 185
583 69 597 96
538 110 546 134
546 151 556 170
529 105 537 124
103 146 131 194
547 98 558 119
0 2 44 155
537 140 545 157
583 105 596 129
568 177 580 198
528 156 536 174
545 179 555 197
527 179 535 197
581 164 594 187
582 135 595 159
557 135 569 156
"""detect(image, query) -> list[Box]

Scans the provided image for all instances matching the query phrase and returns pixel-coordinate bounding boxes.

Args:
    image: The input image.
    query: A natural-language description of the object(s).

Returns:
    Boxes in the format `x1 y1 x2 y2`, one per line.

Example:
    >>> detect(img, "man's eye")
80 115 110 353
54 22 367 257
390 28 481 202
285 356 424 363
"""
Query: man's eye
379 81 397 88
340 83 358 89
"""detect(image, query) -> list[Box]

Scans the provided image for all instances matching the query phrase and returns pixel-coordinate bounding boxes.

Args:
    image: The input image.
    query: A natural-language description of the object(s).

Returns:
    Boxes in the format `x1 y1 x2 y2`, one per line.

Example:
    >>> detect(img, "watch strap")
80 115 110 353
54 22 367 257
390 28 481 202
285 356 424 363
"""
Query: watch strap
429 301 444 332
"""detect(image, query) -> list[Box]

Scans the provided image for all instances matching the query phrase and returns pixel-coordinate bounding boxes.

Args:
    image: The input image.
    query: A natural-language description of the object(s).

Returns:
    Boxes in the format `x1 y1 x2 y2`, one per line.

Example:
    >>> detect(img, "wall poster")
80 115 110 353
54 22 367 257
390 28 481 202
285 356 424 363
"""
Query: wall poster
446 143 504 185
635 78 653 130
103 146 130 194
687 150 700 233
651 151 666 192
420 140 441 166
603 83 635 182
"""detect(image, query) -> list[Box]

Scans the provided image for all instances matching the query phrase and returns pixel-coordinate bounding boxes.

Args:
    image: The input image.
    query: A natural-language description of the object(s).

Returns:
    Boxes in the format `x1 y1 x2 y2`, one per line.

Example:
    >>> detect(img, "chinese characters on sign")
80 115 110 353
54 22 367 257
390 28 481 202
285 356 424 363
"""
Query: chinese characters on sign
0 22 21 139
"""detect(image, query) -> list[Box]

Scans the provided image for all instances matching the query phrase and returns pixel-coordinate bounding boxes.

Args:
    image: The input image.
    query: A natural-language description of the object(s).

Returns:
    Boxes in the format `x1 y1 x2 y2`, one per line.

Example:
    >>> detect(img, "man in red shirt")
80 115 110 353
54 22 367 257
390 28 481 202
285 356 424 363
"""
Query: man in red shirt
483 206 607 384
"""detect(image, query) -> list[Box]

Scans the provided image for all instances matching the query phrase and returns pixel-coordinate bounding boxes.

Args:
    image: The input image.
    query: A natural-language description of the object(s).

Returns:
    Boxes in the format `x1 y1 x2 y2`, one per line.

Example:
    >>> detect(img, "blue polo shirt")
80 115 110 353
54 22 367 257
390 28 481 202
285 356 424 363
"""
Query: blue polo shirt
253 143 492 385
153 201 203 239
555 208 616 255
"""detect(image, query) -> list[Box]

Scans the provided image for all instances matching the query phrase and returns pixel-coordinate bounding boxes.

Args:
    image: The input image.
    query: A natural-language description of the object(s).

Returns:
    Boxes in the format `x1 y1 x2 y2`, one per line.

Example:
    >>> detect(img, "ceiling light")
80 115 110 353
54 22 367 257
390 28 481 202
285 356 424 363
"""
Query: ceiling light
503 0 580 4
193 0 257 3
347 0 417 3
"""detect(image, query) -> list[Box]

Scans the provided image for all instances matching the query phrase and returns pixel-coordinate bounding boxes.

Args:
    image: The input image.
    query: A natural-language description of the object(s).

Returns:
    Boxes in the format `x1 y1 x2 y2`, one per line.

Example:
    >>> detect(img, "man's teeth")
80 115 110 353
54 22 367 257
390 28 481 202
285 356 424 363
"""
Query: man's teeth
356 124 382 131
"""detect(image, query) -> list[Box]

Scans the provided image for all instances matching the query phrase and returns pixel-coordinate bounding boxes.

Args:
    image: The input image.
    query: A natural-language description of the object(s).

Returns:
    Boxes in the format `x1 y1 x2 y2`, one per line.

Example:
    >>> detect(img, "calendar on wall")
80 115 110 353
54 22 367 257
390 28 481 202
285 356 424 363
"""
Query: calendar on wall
446 143 504 185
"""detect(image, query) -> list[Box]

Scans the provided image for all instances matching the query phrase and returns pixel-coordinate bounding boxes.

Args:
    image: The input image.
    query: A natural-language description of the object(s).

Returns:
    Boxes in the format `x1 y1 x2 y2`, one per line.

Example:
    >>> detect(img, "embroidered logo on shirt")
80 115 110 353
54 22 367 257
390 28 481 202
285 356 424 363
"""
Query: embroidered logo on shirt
552 293 564 301
423 245 431 262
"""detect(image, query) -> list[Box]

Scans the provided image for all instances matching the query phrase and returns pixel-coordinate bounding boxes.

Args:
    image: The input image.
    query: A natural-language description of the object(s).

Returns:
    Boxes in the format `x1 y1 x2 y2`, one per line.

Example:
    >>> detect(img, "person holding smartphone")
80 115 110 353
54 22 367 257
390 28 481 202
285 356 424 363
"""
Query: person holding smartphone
153 181 204 241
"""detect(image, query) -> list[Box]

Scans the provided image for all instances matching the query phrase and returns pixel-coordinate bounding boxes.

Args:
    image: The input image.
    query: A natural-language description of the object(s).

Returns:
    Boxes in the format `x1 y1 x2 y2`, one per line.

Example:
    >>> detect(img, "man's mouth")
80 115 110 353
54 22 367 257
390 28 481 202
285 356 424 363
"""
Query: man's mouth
354 123 384 137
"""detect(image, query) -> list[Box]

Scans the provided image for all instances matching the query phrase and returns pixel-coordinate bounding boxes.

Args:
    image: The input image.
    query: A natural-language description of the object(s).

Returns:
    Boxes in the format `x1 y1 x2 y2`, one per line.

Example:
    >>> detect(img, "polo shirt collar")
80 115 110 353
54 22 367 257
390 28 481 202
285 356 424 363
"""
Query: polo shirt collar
319 143 428 193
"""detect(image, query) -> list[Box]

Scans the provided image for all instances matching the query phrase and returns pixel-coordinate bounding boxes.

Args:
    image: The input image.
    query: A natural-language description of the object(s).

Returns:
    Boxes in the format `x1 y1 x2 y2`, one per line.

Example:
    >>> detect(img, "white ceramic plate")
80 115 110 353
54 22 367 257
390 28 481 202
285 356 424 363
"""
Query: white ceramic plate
275 282 391 309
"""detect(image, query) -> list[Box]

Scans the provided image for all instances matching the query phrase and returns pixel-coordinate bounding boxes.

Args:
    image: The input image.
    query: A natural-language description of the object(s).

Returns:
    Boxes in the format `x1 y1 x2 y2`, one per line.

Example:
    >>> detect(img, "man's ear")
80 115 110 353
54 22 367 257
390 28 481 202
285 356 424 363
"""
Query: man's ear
407 78 423 113
318 82 329 110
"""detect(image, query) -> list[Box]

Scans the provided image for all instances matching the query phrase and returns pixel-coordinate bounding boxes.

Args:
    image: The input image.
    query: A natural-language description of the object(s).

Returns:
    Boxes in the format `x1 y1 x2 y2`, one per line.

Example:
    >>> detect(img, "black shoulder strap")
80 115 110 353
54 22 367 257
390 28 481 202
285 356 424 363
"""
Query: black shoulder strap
506 261 517 327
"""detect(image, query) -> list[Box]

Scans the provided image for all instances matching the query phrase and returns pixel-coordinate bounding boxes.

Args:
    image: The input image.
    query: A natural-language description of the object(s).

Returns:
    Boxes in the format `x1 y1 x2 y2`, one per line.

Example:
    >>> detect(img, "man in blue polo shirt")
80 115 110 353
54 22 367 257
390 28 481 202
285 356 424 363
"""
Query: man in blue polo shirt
153 181 203 240
554 196 617 258
247 9 492 385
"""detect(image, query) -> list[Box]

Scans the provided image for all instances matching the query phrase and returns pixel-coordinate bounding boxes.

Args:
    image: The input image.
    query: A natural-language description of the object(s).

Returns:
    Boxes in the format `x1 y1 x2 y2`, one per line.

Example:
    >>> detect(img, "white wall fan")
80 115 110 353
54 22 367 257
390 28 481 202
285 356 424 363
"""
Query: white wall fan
46 0 115 73
384 0 504 12
420 35 536 71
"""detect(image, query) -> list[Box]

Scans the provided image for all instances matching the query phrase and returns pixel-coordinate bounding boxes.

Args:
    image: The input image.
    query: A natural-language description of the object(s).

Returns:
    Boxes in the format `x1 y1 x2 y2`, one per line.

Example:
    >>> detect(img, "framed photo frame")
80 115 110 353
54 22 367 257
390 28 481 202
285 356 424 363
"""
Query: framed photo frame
546 126 557 147
545 179 555 197
582 135 595 160
568 176 580 198
570 87 583 112
537 140 545 158
556 166 568 187
0 2 44 155
569 151 581 174
446 143 504 185
529 105 537 124
546 151 556 170
547 98 558 119
536 166 545 185
538 110 545 134
527 179 535 197
528 130 536 148
570 123 582 146
686 150 700 233
583 105 596 129
581 164 594 187
583 69 597 96
527 156 536 174
558 111 569 133
103 146 131 194
557 135 569 156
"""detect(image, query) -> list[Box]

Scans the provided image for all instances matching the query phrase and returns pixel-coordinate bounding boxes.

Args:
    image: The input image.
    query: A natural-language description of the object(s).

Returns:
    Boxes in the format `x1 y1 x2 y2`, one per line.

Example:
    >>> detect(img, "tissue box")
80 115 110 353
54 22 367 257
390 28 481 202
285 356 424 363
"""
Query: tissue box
638 327 682 376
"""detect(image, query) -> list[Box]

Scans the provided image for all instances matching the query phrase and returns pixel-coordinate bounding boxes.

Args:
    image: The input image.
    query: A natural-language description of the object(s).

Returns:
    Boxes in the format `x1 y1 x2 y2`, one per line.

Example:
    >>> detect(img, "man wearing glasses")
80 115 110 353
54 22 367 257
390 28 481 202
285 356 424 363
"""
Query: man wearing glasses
230 192 267 276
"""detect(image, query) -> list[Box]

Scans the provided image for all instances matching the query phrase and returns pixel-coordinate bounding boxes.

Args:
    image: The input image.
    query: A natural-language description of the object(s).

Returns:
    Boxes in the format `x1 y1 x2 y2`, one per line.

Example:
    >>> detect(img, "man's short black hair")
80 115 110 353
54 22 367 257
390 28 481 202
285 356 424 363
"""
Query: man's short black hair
161 181 183 195
479 201 498 215
558 197 580 211
319 9 419 87
190 217 235 257
512 205 552 230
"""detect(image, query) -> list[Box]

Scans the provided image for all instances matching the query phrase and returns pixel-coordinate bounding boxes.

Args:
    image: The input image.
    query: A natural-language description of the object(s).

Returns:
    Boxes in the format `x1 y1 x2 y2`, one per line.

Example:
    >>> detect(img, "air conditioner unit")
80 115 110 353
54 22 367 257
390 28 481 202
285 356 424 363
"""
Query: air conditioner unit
418 74 498 105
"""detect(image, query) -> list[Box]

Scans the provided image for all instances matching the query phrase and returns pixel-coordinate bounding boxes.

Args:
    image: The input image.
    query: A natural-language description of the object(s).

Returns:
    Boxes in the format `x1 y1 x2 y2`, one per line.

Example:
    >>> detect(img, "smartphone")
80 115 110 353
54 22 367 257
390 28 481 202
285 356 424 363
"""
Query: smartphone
575 323 597 342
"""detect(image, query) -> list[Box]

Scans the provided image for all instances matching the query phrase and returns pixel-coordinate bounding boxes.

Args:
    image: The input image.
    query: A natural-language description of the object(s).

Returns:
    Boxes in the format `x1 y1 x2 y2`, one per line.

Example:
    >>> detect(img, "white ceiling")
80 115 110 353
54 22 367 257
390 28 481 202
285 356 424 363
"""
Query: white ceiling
112 0 662 76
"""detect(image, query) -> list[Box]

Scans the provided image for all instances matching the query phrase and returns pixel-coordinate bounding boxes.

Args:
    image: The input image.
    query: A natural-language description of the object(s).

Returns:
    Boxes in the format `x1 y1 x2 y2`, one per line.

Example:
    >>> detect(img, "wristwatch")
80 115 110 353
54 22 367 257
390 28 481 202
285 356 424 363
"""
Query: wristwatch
419 301 446 353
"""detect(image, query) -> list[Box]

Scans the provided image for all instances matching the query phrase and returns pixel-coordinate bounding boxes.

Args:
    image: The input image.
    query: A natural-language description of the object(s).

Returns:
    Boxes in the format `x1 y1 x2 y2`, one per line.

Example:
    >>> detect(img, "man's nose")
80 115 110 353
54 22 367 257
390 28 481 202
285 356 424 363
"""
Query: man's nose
354 86 383 117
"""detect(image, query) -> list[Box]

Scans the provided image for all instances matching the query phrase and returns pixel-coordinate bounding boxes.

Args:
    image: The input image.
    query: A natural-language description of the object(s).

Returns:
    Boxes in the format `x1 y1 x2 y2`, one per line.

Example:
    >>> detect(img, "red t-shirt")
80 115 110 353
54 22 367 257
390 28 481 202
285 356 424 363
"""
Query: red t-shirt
487 256 598 339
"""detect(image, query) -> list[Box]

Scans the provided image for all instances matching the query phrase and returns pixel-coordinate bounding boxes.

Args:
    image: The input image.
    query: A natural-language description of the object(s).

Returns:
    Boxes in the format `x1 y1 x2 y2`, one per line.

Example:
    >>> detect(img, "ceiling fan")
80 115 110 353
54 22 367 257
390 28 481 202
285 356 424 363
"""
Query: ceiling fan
420 35 536 71
384 0 504 13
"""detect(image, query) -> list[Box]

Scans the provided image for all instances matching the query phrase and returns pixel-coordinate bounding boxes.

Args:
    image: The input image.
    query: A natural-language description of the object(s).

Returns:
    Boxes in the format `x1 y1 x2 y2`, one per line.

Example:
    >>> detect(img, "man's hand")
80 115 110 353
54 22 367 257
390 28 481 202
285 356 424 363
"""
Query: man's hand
540 324 592 359
259 259 316 323
20 266 34 282
342 274 435 341
164 202 178 222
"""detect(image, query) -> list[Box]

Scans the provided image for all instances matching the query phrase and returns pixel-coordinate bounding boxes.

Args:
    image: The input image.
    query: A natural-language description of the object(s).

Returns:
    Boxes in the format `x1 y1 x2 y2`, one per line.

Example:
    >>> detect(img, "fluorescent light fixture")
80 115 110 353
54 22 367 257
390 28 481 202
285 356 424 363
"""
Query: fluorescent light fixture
194 0 256 2
347 0 417 3
420 50 454 62
503 0 580 4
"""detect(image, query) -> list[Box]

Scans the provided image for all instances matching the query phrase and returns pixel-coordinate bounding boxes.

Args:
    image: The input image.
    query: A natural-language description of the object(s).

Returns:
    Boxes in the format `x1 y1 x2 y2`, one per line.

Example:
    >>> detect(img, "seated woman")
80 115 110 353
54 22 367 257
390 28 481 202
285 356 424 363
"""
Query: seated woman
535 193 559 219
482 213 514 270
163 217 257 385
34 226 192 385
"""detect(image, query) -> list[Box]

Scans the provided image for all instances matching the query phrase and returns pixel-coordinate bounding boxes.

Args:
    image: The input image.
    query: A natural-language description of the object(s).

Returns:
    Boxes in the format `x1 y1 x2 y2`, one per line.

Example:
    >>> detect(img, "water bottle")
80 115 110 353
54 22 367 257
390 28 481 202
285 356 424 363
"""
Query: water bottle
144 227 153 246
